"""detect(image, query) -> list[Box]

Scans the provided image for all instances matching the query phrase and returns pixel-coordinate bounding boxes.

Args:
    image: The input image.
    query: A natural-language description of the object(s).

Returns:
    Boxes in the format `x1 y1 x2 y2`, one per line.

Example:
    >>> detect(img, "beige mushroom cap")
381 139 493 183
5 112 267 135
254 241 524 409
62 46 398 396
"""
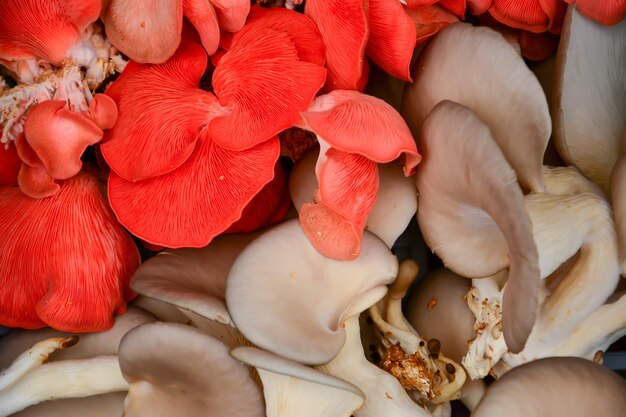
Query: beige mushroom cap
415 100 540 353
552 5 626 192
226 219 398 364
403 22 551 193
119 322 264 417
472 357 626 417
404 269 475 364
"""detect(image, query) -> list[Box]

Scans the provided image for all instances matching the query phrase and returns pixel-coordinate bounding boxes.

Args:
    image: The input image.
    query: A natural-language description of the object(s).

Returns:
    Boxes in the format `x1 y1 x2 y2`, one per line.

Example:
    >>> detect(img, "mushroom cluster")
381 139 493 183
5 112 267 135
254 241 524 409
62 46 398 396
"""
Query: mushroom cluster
1 1 626 416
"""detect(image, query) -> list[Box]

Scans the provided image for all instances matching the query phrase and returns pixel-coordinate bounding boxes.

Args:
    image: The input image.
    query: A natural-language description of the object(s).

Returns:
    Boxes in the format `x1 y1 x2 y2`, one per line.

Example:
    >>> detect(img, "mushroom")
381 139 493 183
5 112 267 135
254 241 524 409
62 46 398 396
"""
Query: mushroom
405 269 475 365
102 9 327 248
404 268 486 411
294 90 420 260
130 233 257 326
552 5 626 272
118 322 264 417
471 357 626 417
316 315 436 417
367 260 466 404
402 22 551 194
0 0 101 82
0 171 140 332
411 100 541 354
552 5 625 192
0 337 128 416
289 148 418 249
100 0 250 63
0 307 154 416
226 218 398 365
231 347 365 417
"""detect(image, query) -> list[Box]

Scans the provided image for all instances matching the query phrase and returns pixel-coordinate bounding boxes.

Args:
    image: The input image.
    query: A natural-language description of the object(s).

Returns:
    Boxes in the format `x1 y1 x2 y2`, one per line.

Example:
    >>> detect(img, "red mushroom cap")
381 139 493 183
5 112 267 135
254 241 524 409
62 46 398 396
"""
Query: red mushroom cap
0 171 140 332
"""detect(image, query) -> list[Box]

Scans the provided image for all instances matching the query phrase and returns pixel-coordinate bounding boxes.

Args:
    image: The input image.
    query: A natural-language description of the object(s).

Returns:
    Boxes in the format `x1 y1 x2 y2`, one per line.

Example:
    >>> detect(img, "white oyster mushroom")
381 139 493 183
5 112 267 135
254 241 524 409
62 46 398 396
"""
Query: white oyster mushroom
471 357 626 417
0 307 155 417
289 148 417 248
119 322 264 417
0 337 127 417
231 347 365 417
552 5 626 193
412 100 541 354
402 22 551 193
226 219 398 365
131 233 257 326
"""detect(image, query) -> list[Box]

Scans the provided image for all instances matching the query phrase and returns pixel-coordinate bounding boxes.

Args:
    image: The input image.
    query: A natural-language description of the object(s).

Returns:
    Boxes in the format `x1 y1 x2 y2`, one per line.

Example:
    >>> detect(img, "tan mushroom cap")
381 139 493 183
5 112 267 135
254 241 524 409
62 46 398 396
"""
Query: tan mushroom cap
226 219 398 365
403 22 551 193
472 357 626 417
415 101 540 353
404 269 475 364
552 5 626 192
131 234 257 325
119 322 264 417
231 347 365 417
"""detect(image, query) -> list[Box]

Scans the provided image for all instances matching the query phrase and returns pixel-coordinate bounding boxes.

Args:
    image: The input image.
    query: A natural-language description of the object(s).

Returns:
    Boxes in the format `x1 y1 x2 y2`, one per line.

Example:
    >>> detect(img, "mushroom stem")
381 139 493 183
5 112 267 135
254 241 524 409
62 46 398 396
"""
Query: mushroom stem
491 291 626 377
0 356 127 416
316 315 433 417
524 189 619 350
368 262 465 403
0 336 78 390
462 275 508 380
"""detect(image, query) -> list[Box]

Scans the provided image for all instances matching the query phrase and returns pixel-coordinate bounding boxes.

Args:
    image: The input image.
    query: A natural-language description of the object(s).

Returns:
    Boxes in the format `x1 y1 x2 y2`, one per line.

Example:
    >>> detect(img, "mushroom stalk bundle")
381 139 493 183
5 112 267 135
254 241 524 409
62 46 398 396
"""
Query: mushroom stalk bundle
0 337 128 417
462 166 620 378
368 260 465 403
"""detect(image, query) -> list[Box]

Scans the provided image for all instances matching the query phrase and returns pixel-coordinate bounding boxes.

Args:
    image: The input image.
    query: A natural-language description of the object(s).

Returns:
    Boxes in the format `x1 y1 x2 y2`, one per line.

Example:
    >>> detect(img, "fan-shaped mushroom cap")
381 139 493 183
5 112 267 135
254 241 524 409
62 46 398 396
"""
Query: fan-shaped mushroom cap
552 5 626 192
472 357 626 417
414 100 540 353
403 22 551 193
231 347 365 417
405 269 475 364
131 234 256 325
119 322 264 417
290 149 417 248
226 219 398 365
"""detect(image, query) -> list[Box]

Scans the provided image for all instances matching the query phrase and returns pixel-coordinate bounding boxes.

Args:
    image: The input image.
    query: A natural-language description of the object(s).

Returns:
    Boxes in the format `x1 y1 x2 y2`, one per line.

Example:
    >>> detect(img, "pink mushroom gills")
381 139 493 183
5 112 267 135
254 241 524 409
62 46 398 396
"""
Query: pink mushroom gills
118 322 264 417
0 0 101 82
487 0 567 33
471 357 626 417
289 148 418 250
0 170 140 332
226 219 398 365
295 90 421 260
101 8 326 248
410 100 541 354
303 0 462 91
100 0 249 64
